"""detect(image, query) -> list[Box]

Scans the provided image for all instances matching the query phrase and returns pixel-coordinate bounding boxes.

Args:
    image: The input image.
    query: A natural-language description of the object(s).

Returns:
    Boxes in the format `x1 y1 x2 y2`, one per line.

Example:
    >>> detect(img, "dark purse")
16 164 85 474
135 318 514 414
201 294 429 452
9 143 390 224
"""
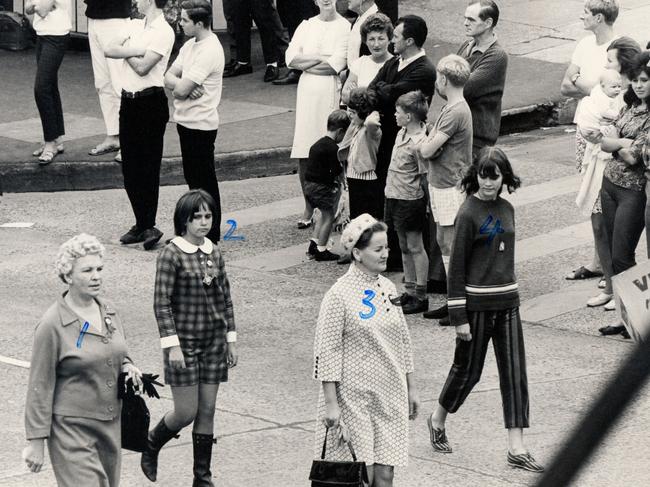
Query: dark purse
118 373 164 452
309 427 369 487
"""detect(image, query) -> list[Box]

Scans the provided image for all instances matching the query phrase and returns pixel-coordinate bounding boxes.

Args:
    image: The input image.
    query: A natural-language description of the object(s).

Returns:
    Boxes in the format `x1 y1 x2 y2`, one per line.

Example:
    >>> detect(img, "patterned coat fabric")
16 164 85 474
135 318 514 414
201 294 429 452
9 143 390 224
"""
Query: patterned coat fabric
313 264 414 467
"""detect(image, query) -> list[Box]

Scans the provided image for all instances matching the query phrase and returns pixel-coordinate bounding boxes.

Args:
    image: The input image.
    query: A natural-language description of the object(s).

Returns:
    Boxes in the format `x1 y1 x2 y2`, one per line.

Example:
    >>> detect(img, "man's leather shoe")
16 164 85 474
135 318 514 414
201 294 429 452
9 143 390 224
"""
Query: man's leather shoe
598 324 627 336
423 304 448 319
264 65 280 82
402 297 428 315
142 227 163 250
224 62 253 78
120 225 144 244
225 59 238 71
272 69 301 85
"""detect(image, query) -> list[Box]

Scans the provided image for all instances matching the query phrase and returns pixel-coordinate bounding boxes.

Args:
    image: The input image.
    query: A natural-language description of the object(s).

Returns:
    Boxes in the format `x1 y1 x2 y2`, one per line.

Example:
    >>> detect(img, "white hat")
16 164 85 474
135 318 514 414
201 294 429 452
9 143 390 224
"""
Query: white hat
340 213 379 254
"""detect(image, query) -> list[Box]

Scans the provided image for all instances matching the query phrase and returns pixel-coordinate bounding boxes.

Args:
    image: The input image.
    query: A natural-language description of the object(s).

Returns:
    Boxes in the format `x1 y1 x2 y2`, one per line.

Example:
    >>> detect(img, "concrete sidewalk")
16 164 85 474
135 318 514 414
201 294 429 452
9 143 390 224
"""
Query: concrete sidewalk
1 0 649 192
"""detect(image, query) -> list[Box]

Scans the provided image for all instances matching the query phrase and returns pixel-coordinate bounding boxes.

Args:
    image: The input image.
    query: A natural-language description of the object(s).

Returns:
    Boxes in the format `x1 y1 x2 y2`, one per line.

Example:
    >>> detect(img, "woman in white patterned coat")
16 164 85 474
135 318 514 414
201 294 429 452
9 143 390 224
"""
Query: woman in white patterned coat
313 214 419 487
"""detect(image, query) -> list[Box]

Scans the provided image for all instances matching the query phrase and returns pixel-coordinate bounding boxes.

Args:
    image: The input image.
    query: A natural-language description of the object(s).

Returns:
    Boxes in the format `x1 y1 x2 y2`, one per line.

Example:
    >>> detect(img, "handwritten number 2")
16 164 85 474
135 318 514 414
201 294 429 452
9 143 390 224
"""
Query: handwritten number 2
223 219 245 241
359 290 377 320
479 215 504 245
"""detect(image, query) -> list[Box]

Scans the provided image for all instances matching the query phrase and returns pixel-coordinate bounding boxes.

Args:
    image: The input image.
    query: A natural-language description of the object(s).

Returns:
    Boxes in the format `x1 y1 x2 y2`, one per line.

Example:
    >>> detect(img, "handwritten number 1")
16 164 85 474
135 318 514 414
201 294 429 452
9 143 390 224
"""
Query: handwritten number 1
359 290 377 320
479 215 504 245
223 219 245 241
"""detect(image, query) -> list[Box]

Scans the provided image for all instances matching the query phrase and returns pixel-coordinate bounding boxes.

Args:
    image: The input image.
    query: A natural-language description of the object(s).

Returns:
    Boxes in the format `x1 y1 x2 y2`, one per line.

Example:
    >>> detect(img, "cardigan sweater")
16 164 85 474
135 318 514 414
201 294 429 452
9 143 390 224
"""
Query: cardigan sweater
457 40 508 150
447 195 520 326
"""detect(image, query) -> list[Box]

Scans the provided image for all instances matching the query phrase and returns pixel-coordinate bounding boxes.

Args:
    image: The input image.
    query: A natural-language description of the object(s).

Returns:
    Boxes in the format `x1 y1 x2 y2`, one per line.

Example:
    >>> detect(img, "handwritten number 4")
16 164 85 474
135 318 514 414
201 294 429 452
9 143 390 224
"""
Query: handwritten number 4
479 215 504 245
359 289 377 320
223 219 245 241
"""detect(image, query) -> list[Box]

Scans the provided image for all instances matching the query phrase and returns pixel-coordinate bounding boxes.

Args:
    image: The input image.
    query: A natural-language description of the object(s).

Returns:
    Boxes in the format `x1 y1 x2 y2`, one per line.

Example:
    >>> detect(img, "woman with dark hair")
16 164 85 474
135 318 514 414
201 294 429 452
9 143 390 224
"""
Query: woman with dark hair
165 0 225 242
342 13 393 105
143 189 238 485
339 88 383 219
596 50 650 337
426 147 544 473
561 0 620 282
313 213 419 487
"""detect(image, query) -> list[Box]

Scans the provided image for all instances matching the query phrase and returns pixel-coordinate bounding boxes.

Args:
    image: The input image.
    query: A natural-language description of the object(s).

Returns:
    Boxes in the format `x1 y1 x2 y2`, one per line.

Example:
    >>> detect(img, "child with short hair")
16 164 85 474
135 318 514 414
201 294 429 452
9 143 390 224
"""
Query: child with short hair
304 109 351 261
418 54 473 322
384 90 430 314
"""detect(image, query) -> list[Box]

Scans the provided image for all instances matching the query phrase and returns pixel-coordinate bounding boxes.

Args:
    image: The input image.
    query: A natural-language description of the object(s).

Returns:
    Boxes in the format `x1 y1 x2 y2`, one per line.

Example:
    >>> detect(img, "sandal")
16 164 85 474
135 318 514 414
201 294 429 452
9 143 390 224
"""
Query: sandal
38 150 58 165
89 144 120 156
33 144 64 157
565 266 603 280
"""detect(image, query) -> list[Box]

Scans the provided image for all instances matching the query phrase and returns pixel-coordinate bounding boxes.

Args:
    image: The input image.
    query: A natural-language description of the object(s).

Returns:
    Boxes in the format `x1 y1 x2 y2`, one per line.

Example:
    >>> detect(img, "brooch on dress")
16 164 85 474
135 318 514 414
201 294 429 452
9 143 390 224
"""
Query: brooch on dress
201 258 216 286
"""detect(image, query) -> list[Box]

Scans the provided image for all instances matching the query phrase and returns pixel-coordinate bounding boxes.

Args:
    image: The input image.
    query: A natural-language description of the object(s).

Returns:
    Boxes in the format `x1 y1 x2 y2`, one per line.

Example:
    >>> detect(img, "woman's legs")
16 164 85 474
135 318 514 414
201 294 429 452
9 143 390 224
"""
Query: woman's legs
34 35 68 147
592 211 613 294
164 385 199 430
193 383 220 434
371 464 394 487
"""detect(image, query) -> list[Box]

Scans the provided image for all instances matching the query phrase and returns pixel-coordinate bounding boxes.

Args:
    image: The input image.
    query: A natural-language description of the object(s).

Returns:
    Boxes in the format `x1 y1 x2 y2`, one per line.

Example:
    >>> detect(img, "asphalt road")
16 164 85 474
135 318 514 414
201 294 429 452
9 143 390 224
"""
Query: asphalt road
1 128 649 486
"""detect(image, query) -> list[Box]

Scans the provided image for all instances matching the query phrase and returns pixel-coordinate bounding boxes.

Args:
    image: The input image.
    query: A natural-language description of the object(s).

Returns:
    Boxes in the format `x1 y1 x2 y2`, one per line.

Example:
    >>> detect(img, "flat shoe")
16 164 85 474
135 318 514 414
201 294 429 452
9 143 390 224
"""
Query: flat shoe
426 414 452 453
38 150 58 165
603 299 616 311
598 324 625 336
33 144 64 157
587 293 613 307
565 266 602 280
89 144 120 156
507 451 544 473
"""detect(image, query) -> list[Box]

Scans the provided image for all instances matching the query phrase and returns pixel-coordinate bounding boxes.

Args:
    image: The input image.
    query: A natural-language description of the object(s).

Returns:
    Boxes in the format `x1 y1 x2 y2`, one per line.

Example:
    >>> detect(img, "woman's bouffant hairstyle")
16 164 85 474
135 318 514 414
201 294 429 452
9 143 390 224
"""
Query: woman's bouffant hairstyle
623 50 650 107
174 189 217 237
395 90 429 122
360 13 393 44
352 221 388 260
585 0 619 25
348 88 378 120
607 36 642 80
55 233 105 284
461 146 521 196
181 0 212 27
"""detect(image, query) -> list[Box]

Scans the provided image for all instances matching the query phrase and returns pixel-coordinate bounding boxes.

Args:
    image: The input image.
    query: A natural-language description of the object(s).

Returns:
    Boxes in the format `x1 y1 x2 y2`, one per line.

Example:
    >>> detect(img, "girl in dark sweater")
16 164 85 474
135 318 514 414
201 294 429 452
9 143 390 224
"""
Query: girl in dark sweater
426 147 544 473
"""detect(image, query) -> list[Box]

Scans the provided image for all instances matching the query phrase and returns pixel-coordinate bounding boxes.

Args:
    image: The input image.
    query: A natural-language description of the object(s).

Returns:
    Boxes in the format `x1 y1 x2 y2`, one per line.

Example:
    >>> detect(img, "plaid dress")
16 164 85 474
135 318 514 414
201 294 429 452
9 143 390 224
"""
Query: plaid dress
154 237 235 386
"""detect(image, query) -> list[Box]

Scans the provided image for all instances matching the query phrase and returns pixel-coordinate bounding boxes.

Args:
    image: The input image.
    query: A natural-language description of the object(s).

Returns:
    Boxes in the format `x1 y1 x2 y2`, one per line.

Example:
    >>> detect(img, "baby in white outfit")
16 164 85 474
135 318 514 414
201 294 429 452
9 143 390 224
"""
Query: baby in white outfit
576 69 623 138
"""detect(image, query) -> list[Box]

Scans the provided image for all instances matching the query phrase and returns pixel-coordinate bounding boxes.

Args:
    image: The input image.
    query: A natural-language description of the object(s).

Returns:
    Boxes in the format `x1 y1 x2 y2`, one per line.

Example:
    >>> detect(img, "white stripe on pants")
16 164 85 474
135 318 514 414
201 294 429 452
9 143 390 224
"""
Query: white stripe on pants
87 18 127 136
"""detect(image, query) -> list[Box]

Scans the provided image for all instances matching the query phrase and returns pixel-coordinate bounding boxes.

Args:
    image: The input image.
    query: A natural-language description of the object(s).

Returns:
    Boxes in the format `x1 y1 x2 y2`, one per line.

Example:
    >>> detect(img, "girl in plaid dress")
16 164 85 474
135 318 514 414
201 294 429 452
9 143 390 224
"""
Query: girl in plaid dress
142 189 238 486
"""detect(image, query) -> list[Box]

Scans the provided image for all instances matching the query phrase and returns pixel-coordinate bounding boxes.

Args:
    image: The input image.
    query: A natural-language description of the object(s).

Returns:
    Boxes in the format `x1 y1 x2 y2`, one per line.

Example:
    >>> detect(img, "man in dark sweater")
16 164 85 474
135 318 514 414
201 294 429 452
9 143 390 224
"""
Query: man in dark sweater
458 1 508 157
368 14 436 270
85 0 131 157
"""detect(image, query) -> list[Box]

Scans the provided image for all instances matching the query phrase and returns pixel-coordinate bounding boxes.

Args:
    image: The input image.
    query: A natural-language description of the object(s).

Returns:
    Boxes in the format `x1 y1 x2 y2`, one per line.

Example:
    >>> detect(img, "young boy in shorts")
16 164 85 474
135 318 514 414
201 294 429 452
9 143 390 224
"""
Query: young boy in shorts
384 90 429 314
304 109 351 261
418 54 473 322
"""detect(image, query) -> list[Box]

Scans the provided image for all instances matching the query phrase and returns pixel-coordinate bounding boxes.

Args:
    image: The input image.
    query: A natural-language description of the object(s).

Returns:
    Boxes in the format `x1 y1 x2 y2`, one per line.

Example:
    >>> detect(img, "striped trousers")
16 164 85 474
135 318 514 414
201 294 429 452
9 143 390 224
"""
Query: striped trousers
438 307 530 429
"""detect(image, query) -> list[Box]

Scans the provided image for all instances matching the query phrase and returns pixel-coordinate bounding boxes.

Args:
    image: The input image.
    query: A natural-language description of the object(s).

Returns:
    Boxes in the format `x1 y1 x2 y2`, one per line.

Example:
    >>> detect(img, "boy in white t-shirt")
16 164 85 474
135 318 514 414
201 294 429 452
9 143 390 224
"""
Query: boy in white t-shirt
165 0 225 242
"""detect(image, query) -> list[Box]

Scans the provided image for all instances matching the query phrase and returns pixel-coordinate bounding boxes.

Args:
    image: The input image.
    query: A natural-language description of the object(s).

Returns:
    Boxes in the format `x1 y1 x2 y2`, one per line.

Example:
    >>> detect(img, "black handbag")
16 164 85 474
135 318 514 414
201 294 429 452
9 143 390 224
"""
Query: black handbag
118 373 164 452
309 427 369 487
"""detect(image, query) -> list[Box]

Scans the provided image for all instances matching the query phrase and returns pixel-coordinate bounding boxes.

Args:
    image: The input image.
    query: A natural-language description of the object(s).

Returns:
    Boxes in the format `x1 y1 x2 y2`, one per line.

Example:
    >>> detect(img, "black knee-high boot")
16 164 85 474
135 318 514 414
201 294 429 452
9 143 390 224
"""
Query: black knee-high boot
192 433 216 487
140 418 180 481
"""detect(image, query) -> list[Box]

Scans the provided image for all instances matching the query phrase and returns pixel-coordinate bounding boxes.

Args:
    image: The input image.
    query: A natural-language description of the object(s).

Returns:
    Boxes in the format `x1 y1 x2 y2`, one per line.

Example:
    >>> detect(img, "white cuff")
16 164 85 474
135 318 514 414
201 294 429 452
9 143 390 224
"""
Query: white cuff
160 335 181 348
226 331 237 343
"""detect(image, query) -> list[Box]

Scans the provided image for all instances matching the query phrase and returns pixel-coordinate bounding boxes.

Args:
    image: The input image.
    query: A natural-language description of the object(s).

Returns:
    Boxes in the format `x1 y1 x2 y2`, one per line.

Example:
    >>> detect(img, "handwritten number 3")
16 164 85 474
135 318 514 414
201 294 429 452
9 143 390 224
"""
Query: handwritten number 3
359 289 377 320
224 219 245 241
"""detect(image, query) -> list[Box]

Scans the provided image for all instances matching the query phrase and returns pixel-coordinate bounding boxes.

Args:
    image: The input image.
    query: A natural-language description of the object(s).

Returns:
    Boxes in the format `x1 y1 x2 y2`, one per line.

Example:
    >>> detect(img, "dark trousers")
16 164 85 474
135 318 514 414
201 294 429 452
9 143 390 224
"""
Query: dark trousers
348 178 382 219
601 177 646 275
119 90 169 230
177 124 222 242
233 0 289 64
276 0 318 38
222 0 238 61
34 34 69 142
439 308 530 429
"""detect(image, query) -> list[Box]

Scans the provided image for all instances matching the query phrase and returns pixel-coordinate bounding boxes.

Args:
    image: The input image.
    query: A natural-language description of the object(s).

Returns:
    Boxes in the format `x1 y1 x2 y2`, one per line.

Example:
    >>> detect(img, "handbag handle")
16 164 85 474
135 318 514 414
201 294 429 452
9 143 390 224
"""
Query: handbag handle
321 426 358 461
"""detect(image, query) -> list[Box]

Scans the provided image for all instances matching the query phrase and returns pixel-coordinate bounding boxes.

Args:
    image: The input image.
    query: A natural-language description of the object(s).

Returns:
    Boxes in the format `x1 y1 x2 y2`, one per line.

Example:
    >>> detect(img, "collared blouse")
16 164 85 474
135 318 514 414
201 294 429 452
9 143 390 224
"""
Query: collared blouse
603 104 650 192
25 295 131 439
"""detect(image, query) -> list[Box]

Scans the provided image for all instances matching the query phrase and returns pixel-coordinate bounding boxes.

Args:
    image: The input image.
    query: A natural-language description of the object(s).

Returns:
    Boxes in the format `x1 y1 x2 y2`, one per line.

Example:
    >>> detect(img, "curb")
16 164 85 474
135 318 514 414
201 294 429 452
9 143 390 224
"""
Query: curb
0 100 572 193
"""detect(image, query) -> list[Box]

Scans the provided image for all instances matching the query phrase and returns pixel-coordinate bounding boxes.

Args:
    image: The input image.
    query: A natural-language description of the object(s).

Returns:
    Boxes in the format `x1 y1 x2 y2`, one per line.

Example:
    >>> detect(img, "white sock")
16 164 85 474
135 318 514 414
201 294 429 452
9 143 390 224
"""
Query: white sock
442 255 450 272
237 61 249 66
317 245 327 252
267 62 278 67
310 238 318 244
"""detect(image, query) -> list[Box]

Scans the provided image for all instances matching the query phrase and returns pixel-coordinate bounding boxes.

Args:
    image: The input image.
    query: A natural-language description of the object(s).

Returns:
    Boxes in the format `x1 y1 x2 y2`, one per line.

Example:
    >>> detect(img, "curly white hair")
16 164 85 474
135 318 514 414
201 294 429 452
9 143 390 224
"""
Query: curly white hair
55 233 105 283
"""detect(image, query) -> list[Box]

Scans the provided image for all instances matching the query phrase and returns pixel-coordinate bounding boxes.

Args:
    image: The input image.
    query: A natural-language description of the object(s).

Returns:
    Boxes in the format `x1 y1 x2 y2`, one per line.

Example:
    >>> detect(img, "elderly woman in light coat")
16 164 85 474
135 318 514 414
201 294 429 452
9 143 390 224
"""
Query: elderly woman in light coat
22 233 142 486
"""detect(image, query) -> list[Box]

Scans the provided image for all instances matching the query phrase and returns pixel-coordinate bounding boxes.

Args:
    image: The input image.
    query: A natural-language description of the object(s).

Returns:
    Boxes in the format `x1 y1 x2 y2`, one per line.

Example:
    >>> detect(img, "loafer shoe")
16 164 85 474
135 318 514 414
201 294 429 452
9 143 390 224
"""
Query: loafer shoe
314 249 340 261
272 69 301 85
402 297 428 315
427 414 452 453
264 65 280 82
423 304 448 319
120 225 145 244
390 292 413 306
224 62 253 78
142 227 163 250
507 451 544 473
587 293 613 307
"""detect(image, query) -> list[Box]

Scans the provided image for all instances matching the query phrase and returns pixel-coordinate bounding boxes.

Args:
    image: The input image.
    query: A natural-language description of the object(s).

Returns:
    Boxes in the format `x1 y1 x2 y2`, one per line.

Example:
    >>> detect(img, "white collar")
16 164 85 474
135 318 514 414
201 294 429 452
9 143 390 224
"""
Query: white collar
398 49 426 71
172 236 214 254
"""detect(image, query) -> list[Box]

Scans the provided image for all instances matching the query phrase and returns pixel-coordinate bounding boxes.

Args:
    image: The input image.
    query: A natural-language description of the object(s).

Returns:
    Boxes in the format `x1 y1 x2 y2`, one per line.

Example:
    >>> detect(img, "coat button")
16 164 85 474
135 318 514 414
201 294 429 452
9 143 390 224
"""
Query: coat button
107 359 113 366
102 338 109 344
107 380 114 387
108 406 114 412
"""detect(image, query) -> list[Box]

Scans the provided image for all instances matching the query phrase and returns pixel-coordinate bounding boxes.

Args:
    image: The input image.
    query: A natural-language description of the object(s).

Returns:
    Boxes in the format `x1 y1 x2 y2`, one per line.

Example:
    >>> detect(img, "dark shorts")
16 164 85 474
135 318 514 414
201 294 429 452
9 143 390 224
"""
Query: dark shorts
304 181 340 211
164 337 228 387
384 197 427 233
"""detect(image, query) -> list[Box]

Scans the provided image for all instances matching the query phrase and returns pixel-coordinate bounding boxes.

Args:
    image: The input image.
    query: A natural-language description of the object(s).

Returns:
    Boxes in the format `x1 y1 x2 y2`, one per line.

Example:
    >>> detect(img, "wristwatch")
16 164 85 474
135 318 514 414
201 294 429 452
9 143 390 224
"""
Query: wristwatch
571 73 581 85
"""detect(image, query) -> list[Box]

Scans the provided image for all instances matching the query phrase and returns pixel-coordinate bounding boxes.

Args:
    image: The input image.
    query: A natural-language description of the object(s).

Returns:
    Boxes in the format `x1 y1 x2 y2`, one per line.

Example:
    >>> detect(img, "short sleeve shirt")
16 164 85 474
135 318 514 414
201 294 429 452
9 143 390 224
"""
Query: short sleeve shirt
121 15 175 93
171 34 225 131
426 100 473 189
385 125 427 200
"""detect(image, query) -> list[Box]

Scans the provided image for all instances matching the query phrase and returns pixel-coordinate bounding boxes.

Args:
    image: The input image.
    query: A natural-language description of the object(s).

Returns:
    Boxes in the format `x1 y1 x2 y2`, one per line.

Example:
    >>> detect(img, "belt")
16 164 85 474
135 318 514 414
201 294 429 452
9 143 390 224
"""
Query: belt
121 86 164 99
